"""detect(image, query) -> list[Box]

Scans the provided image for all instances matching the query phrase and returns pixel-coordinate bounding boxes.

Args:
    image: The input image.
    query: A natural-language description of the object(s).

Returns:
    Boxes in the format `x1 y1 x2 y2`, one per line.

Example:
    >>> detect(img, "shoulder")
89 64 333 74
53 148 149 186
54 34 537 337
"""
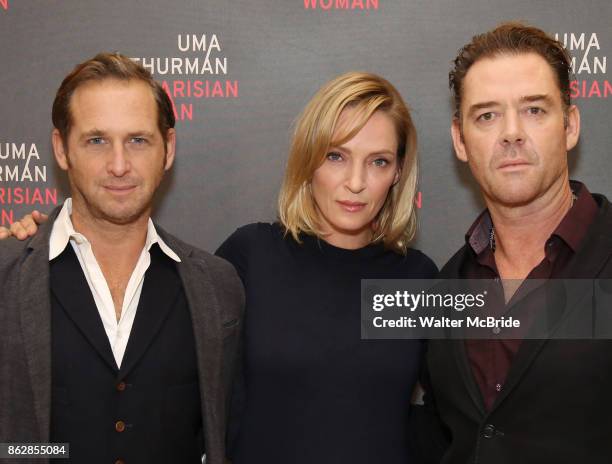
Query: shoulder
592 192 612 224
0 237 31 270
215 222 282 266
0 206 60 268
156 225 239 282
215 222 284 284
157 226 245 304
195 251 245 311
400 248 439 278
219 222 281 249
0 236 45 300
438 245 471 278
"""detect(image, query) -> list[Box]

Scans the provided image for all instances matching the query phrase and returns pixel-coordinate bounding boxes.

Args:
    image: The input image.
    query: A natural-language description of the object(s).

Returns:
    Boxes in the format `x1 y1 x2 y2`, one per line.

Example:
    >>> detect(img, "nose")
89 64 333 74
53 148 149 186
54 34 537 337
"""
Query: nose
345 161 366 194
500 111 525 148
107 143 130 177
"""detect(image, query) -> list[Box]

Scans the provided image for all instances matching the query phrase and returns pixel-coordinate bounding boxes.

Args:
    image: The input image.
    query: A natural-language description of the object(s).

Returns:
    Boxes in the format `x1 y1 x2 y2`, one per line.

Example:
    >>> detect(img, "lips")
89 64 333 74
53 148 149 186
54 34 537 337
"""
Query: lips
103 185 137 194
497 159 531 169
337 200 367 212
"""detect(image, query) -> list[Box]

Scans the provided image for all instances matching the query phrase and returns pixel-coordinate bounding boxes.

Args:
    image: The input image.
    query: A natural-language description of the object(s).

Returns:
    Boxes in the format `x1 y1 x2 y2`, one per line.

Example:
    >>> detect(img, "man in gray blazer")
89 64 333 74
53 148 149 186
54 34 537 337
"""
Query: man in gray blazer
0 52 243 464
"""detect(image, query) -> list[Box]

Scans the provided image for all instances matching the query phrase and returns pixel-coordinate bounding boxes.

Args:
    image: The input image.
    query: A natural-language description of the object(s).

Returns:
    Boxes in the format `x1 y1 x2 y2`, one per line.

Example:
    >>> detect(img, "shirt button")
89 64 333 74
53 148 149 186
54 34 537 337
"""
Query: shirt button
482 424 496 439
115 420 126 432
495 383 502 392
492 326 501 335
116 381 127 392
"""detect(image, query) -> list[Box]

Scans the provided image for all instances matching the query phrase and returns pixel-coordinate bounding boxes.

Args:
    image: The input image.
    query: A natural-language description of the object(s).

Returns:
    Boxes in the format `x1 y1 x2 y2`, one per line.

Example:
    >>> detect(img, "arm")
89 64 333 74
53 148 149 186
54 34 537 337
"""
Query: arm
215 225 256 461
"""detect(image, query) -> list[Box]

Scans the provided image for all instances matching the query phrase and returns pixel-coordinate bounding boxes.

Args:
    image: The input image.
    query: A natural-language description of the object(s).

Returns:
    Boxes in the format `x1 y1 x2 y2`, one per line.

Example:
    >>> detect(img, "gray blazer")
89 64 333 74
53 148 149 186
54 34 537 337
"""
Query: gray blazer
0 206 245 464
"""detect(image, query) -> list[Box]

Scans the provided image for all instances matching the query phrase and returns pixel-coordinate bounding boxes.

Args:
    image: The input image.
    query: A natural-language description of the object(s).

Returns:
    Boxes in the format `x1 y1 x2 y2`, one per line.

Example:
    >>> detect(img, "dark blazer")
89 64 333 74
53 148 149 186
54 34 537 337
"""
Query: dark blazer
419 193 612 464
0 206 245 464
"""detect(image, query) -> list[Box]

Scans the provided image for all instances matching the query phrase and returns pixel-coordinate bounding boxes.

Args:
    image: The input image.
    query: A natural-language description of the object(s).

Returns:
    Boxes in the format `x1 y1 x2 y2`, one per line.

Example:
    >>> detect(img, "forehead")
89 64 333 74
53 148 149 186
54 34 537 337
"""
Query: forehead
69 78 158 133
333 107 398 149
462 53 561 106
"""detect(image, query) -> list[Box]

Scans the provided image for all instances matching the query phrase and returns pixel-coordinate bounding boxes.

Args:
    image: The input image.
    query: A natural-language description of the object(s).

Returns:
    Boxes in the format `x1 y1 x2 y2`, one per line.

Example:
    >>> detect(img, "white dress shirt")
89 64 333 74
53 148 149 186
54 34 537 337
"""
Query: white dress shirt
49 198 181 368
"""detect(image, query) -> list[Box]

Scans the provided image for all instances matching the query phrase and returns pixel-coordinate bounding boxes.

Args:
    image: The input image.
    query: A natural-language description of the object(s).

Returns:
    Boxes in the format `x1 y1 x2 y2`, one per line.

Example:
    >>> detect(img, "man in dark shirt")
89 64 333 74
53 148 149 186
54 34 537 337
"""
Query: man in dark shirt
418 22 612 463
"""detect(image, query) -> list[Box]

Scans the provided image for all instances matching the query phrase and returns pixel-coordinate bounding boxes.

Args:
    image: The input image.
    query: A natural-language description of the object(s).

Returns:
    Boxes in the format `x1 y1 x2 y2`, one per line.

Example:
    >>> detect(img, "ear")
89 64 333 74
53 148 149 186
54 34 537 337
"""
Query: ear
392 166 401 186
163 128 176 171
52 129 69 171
565 105 580 151
451 118 468 162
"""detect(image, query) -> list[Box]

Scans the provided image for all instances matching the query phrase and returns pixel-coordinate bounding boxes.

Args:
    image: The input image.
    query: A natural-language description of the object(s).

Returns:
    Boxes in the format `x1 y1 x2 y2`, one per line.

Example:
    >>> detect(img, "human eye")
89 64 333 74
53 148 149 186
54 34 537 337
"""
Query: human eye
326 151 343 162
372 158 390 167
129 136 148 145
525 106 545 116
476 112 496 122
87 137 106 145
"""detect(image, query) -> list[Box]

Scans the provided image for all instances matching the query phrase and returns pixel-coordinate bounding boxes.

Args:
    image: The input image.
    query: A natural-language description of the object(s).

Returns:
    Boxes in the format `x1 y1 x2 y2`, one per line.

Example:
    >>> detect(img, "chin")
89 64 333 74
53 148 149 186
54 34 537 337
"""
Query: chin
95 202 150 225
330 219 372 236
490 186 540 207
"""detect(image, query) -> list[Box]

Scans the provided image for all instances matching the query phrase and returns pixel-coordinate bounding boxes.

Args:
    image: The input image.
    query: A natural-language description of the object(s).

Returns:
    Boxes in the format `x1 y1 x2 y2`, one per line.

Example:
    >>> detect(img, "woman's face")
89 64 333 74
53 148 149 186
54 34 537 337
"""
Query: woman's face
311 108 400 249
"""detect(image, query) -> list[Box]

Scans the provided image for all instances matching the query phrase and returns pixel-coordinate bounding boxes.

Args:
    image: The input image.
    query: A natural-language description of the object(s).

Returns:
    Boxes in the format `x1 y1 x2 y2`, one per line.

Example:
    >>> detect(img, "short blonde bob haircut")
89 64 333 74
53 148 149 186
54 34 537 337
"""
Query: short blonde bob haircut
278 71 418 254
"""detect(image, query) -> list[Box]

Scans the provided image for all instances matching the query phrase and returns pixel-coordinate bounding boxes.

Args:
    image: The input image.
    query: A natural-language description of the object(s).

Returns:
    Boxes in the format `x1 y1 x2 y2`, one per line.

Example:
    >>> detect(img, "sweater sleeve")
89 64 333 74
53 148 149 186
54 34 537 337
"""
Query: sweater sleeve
214 223 262 460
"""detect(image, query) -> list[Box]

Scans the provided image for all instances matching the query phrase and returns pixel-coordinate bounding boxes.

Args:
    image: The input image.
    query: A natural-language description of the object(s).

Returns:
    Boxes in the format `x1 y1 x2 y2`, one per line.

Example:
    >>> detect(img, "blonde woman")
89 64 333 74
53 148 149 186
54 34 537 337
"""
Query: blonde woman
217 72 437 463
4 72 438 463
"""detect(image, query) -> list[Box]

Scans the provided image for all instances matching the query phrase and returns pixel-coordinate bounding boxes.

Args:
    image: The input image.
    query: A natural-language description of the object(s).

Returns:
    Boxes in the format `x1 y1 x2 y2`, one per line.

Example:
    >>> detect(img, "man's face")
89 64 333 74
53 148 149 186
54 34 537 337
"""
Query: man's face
52 79 175 225
451 53 580 207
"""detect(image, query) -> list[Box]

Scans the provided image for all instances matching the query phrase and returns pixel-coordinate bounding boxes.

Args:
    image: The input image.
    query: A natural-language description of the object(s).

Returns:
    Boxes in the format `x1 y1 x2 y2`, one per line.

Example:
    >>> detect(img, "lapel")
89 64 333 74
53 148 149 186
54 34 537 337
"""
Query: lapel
49 245 118 372
157 227 225 451
490 195 612 412
18 206 63 442
119 246 182 377
440 254 488 415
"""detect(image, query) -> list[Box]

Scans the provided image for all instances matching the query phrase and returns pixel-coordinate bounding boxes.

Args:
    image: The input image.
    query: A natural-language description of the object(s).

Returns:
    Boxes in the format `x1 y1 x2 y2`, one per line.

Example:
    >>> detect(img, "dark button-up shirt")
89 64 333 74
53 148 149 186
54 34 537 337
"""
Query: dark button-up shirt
462 181 598 410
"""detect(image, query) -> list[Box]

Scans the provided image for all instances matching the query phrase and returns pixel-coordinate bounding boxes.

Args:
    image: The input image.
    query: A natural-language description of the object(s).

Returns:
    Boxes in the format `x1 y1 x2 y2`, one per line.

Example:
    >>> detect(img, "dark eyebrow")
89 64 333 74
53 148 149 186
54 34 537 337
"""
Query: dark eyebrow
79 130 156 139
127 131 156 138
80 129 106 139
519 94 553 105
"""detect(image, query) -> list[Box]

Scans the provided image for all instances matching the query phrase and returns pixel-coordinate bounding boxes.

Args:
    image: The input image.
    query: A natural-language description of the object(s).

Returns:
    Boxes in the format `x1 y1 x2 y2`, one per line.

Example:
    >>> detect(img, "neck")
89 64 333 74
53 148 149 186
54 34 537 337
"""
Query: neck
322 228 372 250
486 177 573 279
70 199 149 259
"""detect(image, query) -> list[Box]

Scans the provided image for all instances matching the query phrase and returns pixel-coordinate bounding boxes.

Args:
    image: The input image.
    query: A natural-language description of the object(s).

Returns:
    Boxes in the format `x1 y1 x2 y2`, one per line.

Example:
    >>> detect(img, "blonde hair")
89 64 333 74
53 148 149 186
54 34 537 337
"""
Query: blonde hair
278 71 418 254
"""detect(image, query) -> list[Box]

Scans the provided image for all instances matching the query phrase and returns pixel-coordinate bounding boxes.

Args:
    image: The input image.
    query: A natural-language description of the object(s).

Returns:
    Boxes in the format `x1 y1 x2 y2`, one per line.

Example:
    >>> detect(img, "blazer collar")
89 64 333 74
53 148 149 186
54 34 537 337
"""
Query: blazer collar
487 194 612 414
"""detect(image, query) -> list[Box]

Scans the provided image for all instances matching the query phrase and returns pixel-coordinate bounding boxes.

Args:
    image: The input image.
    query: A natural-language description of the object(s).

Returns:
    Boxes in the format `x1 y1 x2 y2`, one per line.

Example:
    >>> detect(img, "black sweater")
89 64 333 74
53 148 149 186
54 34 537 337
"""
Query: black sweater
217 222 437 464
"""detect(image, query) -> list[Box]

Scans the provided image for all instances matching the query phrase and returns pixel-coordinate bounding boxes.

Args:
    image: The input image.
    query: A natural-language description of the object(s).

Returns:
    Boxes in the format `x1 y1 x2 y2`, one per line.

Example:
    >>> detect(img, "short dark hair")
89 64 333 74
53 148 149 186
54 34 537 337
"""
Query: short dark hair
52 52 175 147
449 22 572 118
